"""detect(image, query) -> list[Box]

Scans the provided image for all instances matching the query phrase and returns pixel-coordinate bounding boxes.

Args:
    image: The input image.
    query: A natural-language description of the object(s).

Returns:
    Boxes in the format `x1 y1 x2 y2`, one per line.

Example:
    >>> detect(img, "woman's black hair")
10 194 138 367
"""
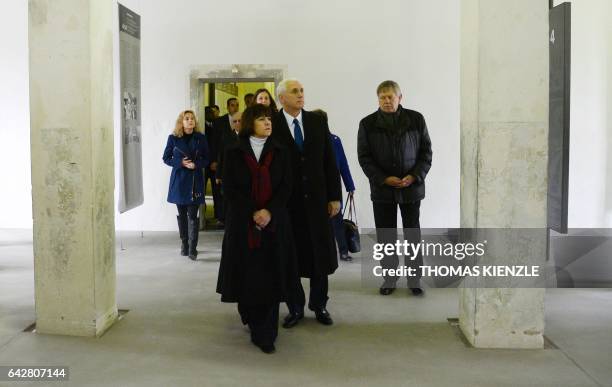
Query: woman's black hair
240 104 272 137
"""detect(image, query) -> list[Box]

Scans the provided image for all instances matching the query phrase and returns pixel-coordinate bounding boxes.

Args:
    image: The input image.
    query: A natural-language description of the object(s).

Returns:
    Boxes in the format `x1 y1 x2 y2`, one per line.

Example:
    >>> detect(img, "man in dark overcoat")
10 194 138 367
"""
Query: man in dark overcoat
271 78 342 327
358 80 432 296
209 98 240 224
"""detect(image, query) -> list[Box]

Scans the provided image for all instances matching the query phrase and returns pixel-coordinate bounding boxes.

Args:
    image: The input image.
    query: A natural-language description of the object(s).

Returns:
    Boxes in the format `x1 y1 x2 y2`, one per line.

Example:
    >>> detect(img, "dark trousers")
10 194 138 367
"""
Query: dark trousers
287 275 329 313
331 211 349 256
176 204 199 220
204 167 223 221
237 303 279 346
372 201 423 288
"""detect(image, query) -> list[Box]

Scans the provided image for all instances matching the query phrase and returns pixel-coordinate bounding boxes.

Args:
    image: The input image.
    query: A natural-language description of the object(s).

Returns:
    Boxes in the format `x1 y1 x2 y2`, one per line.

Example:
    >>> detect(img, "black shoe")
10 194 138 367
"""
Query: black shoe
340 254 353 262
181 242 189 257
259 344 275 354
410 287 424 296
251 338 276 354
256 343 275 354
282 312 304 328
310 307 333 326
379 287 396 296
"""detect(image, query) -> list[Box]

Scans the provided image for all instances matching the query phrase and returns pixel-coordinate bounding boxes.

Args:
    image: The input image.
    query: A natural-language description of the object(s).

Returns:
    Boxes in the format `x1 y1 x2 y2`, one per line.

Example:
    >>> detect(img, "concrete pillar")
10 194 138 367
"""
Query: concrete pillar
459 0 549 348
29 0 117 336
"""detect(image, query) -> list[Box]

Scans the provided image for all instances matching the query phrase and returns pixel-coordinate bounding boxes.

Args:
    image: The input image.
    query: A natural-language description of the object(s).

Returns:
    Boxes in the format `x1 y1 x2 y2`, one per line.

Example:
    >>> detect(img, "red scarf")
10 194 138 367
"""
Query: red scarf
243 150 274 249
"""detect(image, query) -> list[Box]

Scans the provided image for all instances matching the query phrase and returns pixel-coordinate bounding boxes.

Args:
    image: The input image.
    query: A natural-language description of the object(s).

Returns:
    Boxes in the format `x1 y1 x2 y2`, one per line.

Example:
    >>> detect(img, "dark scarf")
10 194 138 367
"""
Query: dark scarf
243 150 275 249
377 108 402 132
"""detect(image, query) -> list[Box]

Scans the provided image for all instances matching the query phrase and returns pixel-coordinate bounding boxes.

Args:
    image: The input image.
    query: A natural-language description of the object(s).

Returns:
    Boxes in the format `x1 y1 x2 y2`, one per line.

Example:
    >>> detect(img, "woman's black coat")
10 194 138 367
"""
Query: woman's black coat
216 137 298 304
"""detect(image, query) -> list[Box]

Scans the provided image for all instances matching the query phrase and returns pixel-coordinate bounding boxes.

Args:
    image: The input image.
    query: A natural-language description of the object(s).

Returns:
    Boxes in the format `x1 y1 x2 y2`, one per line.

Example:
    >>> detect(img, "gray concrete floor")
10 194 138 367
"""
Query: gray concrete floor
0 229 610 387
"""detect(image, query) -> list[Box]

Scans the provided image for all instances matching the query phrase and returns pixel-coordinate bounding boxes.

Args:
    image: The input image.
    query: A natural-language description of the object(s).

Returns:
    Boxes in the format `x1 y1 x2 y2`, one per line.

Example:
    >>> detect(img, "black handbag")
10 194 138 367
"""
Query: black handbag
342 193 361 253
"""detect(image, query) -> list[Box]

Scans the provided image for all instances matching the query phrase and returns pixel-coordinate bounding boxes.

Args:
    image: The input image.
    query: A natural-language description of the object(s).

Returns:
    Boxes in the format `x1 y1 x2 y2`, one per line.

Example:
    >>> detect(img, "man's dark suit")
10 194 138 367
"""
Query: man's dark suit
216 128 239 178
208 114 232 221
271 109 341 312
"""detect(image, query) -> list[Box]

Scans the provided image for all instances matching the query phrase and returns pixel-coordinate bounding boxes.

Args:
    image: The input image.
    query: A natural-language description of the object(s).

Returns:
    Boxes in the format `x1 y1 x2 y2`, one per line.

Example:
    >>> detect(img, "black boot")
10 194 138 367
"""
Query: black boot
177 215 188 256
188 217 200 260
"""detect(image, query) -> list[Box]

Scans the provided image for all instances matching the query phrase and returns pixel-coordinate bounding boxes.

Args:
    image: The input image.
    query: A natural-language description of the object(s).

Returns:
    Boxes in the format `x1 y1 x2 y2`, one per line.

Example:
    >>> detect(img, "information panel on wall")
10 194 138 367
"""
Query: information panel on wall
548 2 571 233
118 3 143 213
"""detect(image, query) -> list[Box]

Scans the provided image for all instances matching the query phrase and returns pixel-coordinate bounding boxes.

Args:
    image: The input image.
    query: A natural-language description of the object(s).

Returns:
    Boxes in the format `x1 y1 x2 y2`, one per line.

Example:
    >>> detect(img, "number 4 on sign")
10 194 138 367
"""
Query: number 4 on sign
550 29 555 44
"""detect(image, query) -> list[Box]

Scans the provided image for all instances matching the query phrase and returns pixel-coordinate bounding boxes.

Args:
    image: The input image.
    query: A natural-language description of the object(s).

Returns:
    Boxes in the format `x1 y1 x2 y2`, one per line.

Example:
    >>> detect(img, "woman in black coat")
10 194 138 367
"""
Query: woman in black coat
162 110 209 260
216 104 296 354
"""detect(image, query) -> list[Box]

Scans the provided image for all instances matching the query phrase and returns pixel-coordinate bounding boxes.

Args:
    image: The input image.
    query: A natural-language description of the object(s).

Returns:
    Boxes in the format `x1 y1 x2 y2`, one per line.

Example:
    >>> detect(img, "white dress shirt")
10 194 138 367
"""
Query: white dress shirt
282 110 304 141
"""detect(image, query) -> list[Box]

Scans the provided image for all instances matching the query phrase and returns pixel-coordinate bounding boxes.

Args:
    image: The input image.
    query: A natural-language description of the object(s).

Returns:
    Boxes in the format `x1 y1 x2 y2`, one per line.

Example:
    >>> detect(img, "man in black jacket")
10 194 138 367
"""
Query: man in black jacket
358 80 432 296
271 78 342 328
215 111 241 180
210 98 240 224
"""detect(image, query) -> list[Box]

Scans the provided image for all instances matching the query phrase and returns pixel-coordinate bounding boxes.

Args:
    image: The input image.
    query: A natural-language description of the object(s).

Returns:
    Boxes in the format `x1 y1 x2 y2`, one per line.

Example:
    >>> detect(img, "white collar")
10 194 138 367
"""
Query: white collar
283 109 303 129
249 136 267 161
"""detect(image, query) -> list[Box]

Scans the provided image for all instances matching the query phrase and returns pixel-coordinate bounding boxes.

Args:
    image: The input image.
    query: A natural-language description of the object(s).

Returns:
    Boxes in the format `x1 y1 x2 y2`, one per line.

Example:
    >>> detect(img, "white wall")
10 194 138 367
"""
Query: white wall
0 0 31 229
3 0 465 231
553 0 612 227
114 0 461 230
4 0 612 232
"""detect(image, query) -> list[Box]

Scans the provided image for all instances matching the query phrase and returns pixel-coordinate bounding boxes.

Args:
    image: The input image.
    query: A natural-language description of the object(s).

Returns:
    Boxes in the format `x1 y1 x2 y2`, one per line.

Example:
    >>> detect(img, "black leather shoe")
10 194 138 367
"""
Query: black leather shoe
180 241 189 257
379 287 395 295
340 254 353 262
310 307 333 325
258 344 276 354
282 312 304 328
251 340 276 354
410 287 424 296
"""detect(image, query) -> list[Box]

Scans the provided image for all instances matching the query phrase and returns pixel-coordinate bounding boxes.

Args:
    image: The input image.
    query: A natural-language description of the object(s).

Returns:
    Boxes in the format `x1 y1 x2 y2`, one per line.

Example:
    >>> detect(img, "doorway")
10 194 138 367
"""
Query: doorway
188 64 287 230
200 79 278 230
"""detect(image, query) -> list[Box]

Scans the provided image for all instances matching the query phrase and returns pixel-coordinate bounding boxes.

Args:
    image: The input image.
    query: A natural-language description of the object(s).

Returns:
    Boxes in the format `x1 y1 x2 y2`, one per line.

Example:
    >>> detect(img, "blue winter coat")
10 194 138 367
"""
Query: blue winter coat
331 134 355 192
162 132 210 205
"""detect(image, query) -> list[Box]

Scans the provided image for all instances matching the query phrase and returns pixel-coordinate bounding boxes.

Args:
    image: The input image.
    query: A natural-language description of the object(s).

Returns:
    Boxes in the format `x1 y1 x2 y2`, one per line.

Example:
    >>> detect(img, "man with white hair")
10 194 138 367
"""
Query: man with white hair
271 79 342 328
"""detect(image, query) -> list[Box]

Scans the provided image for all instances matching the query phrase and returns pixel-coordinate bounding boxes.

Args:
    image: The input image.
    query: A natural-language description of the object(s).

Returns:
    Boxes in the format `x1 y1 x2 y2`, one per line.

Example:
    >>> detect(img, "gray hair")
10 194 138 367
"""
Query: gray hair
277 78 301 99
376 80 402 96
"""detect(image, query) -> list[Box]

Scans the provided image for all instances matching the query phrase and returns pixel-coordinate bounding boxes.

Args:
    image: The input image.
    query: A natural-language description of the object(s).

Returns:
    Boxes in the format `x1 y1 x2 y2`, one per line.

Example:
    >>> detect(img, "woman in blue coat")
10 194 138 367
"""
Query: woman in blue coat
162 110 210 260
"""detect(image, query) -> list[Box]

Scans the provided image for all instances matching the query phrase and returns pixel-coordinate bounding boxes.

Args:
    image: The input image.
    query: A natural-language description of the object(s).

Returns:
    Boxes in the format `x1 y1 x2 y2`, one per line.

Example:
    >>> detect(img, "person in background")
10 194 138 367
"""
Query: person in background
216 111 242 182
357 80 432 296
162 110 210 260
253 88 279 113
211 104 220 119
216 104 296 354
201 105 217 229
312 109 356 262
204 106 215 130
211 98 240 226
244 93 255 108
